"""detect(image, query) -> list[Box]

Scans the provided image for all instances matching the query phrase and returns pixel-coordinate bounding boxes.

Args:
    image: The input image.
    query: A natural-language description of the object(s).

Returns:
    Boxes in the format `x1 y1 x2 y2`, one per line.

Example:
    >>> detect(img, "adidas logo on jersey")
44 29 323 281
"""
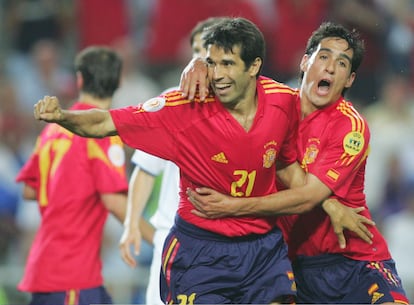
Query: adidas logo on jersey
211 152 228 164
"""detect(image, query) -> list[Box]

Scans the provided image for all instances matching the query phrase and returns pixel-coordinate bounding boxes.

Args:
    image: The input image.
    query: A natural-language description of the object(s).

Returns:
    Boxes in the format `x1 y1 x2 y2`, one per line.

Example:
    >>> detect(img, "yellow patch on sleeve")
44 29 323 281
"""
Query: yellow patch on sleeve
343 131 364 155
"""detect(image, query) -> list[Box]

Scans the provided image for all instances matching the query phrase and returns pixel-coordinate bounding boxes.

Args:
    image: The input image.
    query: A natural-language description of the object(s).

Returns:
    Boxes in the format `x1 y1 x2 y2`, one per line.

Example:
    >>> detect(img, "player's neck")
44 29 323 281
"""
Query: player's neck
227 95 258 131
78 92 112 110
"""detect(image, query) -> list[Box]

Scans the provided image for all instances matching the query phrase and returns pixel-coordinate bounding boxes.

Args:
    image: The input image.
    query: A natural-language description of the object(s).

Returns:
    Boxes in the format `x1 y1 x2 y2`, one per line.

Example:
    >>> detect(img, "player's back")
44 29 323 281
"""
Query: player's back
17 102 128 291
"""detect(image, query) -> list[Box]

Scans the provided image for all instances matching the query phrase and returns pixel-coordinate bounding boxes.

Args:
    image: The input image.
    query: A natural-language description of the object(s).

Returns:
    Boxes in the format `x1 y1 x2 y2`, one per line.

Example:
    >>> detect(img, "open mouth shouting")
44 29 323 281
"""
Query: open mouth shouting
317 78 331 96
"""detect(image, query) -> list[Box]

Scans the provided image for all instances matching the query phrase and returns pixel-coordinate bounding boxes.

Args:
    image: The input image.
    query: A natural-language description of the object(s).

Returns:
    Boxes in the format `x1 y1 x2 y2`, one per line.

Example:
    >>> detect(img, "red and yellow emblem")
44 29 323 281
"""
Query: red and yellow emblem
303 144 319 165
263 148 276 168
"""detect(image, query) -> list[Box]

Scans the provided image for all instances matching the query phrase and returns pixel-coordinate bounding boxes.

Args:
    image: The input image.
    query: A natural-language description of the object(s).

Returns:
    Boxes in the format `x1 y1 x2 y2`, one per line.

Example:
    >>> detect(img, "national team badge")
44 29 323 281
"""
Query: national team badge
343 131 364 155
303 144 319 165
142 97 166 112
263 148 276 168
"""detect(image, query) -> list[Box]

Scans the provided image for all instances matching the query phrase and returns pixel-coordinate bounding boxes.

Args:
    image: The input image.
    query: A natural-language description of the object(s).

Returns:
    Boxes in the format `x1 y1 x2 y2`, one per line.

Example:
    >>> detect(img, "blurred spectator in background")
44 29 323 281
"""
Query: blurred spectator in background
3 0 70 54
377 0 414 77
6 39 76 113
377 155 409 225
3 0 75 112
0 77 24 262
382 178 414 301
2 0 76 156
0 75 29 304
363 73 414 220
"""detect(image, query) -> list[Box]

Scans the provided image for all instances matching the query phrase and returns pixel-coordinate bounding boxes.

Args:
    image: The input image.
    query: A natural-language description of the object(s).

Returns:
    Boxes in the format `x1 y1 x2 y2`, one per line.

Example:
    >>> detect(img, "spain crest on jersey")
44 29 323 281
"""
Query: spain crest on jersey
303 144 319 165
263 148 276 168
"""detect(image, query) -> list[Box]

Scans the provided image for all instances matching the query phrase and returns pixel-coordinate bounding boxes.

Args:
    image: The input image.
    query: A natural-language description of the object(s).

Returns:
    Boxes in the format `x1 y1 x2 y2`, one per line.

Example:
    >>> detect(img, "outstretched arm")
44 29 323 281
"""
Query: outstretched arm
34 96 117 138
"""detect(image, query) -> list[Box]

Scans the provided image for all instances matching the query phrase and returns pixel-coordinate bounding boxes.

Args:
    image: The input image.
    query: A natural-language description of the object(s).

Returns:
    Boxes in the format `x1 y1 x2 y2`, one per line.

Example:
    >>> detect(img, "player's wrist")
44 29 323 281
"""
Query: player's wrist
321 198 339 216
123 220 139 229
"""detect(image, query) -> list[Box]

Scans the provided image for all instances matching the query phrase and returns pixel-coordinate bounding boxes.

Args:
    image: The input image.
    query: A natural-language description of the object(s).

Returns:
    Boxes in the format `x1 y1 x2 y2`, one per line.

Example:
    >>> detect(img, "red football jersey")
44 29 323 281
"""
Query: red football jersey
277 97 391 261
110 76 299 237
16 102 128 292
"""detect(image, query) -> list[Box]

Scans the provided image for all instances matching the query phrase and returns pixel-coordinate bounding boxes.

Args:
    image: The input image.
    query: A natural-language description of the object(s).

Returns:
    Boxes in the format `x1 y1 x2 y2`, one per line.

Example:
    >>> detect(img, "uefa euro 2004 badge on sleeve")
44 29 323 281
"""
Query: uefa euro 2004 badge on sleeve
142 97 166 112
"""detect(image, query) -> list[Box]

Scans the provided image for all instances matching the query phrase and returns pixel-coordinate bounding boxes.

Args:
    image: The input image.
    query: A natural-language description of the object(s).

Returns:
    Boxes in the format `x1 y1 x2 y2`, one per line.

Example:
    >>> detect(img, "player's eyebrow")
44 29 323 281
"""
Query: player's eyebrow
319 47 352 64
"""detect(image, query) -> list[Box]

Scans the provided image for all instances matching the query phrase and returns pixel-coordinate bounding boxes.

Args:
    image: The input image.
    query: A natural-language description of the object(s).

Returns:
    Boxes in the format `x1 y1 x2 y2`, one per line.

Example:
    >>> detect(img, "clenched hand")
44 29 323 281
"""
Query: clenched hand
34 96 63 122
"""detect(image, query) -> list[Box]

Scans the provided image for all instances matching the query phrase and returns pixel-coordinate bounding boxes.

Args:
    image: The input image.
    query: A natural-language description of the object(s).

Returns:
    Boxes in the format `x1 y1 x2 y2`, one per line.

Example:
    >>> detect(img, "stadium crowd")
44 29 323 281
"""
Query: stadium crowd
0 0 413 303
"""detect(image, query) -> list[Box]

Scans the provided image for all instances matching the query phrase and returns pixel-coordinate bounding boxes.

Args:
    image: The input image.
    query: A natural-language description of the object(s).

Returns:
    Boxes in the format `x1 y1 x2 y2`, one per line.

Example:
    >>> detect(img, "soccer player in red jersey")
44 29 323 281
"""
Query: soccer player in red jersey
33 18 300 304
16 47 130 305
185 22 410 304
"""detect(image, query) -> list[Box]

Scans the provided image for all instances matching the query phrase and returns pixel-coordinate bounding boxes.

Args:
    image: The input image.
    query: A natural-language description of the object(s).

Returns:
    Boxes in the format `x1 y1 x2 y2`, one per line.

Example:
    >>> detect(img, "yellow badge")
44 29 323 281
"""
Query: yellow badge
343 131 364 155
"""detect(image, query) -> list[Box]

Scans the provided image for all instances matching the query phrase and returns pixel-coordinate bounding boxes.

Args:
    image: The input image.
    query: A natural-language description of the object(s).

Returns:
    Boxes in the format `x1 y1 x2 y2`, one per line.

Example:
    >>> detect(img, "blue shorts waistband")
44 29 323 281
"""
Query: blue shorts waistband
174 215 277 242
293 254 351 268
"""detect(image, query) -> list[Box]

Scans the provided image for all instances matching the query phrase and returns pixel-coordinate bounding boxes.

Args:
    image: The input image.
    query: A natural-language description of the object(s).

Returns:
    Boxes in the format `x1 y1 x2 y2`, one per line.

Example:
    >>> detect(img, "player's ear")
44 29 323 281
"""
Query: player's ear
300 54 310 72
249 57 262 77
345 71 356 89
76 71 83 90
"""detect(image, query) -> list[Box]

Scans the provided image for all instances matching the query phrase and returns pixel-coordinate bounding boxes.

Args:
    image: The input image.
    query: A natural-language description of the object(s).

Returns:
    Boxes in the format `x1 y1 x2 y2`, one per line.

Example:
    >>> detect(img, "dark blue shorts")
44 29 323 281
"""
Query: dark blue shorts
293 254 410 304
160 216 296 304
29 286 112 305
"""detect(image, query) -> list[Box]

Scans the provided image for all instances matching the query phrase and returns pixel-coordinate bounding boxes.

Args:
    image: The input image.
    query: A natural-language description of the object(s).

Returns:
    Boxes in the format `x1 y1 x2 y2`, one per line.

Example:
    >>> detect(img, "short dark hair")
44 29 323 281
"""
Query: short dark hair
74 46 122 99
305 22 365 74
202 17 265 77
